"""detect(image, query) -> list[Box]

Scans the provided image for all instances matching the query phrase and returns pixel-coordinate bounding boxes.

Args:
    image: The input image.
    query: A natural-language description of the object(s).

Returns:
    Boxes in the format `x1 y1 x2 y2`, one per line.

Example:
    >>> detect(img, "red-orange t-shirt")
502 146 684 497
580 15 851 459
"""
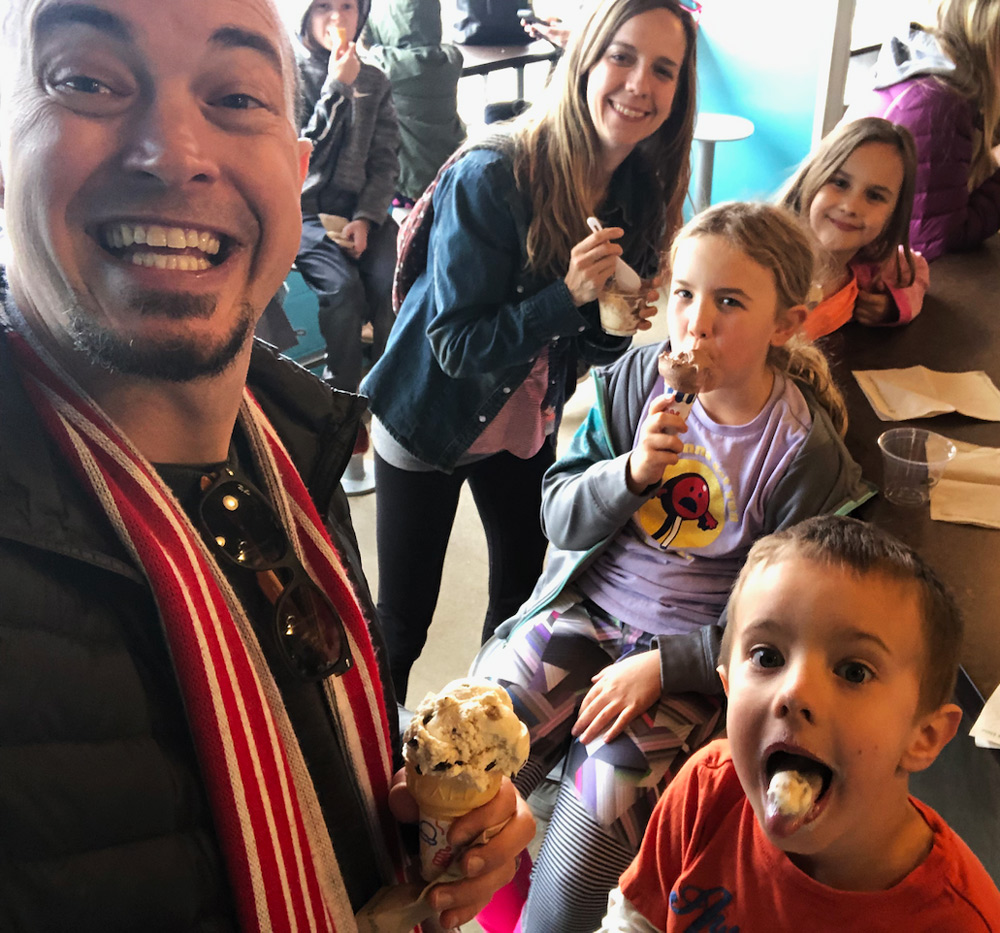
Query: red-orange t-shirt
620 739 1000 932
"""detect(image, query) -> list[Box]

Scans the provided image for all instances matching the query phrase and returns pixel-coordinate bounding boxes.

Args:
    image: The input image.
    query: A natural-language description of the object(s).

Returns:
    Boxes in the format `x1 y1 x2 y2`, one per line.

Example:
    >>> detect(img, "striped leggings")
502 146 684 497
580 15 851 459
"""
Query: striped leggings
482 597 723 933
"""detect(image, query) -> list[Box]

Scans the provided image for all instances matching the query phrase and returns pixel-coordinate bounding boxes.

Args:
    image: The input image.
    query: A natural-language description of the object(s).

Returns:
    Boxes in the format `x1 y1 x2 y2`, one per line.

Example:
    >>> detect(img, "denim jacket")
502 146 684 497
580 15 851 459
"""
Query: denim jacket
361 144 654 472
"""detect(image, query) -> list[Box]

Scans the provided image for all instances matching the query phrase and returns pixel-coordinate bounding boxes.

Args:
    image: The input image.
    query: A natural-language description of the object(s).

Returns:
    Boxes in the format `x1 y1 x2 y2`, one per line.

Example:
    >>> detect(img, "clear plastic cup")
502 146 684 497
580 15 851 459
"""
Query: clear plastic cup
877 428 956 507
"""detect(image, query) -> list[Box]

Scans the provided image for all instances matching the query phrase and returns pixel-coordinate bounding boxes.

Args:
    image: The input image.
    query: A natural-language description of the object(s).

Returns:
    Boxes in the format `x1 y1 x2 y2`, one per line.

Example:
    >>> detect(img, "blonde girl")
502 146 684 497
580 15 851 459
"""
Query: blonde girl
848 0 1000 261
782 117 930 341
478 202 872 933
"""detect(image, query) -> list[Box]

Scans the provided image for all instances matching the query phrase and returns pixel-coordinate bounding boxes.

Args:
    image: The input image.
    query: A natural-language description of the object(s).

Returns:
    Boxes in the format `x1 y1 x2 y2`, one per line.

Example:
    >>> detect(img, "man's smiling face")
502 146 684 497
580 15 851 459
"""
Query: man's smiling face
0 0 310 381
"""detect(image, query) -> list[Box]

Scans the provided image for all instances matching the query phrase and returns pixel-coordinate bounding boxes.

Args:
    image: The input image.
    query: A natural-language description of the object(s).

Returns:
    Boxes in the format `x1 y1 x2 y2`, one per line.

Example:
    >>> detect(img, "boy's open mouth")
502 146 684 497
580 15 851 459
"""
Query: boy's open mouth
763 749 834 837
97 223 233 272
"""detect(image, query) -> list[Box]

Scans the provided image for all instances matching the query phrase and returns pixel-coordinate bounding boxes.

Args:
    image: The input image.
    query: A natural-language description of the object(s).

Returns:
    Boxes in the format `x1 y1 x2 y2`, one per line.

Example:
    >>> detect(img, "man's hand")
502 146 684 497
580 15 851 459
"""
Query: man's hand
626 394 687 493
389 774 536 929
572 650 662 746
328 42 361 85
341 219 370 259
854 288 894 325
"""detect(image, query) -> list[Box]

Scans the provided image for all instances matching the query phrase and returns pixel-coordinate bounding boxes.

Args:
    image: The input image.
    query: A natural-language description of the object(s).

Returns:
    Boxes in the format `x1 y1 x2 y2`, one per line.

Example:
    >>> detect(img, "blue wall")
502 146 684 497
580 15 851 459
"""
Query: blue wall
692 0 837 207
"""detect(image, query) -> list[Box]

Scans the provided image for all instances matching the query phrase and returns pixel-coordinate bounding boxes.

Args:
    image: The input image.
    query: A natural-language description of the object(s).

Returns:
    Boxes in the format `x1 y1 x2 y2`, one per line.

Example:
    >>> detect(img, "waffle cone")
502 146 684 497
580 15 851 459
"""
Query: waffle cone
405 762 502 819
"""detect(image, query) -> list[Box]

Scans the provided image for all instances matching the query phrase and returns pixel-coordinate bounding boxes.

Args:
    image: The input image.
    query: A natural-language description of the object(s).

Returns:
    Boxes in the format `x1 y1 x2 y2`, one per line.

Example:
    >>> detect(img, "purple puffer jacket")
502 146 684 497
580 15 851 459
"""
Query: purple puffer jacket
849 77 1000 261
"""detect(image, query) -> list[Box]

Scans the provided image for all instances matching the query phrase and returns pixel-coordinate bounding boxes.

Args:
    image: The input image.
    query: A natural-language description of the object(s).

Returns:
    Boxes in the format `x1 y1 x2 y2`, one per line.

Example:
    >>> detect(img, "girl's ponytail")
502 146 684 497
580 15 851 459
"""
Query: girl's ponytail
768 335 849 437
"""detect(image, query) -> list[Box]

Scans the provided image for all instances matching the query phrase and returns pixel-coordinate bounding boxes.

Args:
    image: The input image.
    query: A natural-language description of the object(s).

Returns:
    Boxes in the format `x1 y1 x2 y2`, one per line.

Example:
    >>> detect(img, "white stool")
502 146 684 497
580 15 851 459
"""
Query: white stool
692 113 755 213
341 452 376 497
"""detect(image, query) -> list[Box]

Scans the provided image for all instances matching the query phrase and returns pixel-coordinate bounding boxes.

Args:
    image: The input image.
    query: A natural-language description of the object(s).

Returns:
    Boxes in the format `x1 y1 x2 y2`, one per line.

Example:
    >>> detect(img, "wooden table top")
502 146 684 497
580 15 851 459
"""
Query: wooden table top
458 39 560 77
819 237 1000 698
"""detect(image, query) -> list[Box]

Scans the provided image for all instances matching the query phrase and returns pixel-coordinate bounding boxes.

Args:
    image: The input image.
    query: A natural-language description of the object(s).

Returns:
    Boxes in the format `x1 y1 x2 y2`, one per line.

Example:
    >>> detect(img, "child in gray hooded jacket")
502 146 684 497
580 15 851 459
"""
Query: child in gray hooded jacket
289 0 400 392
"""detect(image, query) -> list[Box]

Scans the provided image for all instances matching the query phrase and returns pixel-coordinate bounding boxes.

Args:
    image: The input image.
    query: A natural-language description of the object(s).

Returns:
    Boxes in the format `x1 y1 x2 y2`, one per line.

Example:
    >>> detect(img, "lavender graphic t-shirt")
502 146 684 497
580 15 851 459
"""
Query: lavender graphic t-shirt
576 371 812 636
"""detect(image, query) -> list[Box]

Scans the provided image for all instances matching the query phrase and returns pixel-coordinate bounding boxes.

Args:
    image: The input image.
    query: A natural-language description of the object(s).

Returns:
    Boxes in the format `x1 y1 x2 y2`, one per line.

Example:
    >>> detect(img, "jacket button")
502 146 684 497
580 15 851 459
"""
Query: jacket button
516 285 524 294
502 386 511 394
479 415 487 422
578 325 586 332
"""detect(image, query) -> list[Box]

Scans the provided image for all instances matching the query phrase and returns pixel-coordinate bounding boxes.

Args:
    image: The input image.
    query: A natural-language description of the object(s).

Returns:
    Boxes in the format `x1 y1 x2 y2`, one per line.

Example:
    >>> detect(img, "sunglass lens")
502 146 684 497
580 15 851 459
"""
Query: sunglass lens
202 481 287 568
277 582 353 680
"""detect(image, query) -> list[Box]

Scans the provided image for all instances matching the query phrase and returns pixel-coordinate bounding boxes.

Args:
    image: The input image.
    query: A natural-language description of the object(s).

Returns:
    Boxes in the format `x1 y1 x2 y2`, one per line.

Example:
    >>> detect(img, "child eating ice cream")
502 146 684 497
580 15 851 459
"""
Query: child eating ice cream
601 516 1000 932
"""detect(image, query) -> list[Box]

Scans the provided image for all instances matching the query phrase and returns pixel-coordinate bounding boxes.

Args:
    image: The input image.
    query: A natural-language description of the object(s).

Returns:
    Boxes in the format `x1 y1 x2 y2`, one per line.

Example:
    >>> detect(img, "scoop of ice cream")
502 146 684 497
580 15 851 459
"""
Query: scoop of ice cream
764 768 823 837
403 678 530 790
658 348 710 395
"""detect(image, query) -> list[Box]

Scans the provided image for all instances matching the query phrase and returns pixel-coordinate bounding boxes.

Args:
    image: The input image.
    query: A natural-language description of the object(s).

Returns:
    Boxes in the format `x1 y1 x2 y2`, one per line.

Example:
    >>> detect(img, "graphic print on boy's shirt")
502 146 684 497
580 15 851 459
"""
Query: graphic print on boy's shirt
575 373 813 637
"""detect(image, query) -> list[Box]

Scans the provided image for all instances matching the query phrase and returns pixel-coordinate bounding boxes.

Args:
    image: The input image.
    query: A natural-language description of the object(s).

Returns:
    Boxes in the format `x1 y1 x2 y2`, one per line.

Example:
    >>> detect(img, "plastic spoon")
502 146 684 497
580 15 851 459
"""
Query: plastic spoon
586 217 642 292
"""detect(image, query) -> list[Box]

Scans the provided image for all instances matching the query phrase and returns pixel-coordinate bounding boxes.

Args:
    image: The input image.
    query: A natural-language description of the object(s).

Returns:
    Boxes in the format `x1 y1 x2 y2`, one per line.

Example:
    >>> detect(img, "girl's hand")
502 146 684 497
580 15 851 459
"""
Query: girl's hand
572 650 662 745
523 18 571 48
564 226 625 307
626 394 687 493
854 289 893 325
341 218 370 259
389 774 536 929
328 42 361 85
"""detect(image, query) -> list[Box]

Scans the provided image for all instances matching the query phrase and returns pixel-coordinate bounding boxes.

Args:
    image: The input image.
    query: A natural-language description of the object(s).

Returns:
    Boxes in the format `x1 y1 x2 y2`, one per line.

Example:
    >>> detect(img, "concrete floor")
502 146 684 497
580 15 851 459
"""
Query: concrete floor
347 313 667 929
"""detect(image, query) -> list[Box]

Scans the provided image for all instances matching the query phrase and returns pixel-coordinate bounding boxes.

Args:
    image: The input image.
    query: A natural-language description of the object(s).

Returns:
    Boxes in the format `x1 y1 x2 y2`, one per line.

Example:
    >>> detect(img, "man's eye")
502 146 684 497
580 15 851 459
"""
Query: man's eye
216 93 265 110
56 75 113 95
749 646 783 669
835 661 874 685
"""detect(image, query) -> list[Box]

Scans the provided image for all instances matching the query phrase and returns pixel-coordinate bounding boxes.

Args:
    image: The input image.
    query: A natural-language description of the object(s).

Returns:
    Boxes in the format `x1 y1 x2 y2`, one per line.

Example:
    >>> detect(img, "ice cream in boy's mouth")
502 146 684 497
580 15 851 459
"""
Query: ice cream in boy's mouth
763 748 833 837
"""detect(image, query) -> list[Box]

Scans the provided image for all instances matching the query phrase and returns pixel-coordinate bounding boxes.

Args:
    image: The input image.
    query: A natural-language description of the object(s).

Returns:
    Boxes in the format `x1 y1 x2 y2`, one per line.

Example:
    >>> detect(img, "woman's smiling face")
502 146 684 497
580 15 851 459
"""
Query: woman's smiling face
585 7 687 175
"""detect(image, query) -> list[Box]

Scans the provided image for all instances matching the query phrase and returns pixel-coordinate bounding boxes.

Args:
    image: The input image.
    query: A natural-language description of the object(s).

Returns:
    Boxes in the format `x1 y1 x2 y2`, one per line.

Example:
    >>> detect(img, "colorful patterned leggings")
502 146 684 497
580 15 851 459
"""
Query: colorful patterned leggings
484 597 723 933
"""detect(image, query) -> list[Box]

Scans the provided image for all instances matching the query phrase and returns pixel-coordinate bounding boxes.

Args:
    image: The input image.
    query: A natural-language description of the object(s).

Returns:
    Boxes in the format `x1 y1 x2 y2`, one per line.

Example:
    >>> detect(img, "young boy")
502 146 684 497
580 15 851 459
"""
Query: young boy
601 515 1000 931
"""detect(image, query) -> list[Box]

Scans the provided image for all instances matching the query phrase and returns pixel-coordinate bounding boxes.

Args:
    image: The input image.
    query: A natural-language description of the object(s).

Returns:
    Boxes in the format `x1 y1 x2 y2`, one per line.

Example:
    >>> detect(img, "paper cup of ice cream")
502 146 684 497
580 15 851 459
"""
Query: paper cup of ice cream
402 678 529 881
598 284 645 337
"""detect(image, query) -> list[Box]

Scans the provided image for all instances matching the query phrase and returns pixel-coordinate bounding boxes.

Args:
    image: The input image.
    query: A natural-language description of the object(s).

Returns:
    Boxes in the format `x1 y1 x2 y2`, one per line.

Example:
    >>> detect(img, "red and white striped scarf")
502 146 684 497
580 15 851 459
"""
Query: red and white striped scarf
7 320 401 932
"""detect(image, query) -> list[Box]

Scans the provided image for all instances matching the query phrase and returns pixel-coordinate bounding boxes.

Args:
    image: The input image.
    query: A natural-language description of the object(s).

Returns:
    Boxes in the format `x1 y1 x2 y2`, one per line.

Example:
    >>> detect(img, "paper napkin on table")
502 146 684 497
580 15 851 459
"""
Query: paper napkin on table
971 680 1000 749
853 367 1000 421
930 439 1000 529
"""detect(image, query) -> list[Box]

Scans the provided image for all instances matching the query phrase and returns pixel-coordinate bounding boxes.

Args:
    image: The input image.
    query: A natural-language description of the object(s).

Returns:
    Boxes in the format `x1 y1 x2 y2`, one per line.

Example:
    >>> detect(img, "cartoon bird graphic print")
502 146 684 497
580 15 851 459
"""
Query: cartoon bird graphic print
651 473 718 549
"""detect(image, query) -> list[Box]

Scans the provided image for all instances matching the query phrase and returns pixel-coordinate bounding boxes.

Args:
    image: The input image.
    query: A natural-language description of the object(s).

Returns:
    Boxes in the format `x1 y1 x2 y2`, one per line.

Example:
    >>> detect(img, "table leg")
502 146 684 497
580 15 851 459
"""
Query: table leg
516 65 525 101
692 139 716 214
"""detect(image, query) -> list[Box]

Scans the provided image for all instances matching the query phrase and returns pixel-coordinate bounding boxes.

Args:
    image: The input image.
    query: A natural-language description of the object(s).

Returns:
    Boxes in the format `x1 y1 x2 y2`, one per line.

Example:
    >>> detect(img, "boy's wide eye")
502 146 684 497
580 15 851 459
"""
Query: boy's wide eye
749 646 783 669
835 660 874 685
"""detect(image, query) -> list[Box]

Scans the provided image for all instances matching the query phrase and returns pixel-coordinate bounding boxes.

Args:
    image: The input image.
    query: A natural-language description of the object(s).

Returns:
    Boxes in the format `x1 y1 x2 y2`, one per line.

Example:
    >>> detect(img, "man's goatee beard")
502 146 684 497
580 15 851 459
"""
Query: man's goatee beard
67 292 256 383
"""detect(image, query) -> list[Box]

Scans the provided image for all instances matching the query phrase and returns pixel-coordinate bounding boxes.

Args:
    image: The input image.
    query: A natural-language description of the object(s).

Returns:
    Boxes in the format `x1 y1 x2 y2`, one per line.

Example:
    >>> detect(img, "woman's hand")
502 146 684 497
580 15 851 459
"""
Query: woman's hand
340 218 370 259
854 288 894 325
625 394 687 493
564 226 625 307
634 277 662 332
572 650 662 745
389 773 536 930
327 41 361 85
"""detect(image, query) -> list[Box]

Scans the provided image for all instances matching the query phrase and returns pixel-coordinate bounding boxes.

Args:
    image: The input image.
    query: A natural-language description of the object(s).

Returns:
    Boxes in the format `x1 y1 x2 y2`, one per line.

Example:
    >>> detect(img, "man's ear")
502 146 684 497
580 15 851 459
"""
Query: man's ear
900 702 962 774
771 304 807 347
717 664 730 697
297 138 312 187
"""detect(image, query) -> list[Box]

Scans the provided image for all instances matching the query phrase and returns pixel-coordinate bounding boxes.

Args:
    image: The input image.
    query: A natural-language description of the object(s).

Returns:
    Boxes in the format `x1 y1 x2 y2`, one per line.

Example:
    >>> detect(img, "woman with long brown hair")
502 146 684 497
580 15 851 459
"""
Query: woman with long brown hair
361 0 701 703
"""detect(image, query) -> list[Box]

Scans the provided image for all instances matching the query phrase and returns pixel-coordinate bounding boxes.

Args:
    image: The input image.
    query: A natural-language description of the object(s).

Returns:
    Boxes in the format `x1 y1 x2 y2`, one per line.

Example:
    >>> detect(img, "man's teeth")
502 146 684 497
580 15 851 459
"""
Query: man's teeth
130 253 211 271
105 223 221 256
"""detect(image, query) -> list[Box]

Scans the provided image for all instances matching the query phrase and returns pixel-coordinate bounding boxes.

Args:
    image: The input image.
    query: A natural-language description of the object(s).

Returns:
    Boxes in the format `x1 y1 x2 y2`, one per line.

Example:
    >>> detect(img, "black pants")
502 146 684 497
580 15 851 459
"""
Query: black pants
373 444 555 701
295 214 398 392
